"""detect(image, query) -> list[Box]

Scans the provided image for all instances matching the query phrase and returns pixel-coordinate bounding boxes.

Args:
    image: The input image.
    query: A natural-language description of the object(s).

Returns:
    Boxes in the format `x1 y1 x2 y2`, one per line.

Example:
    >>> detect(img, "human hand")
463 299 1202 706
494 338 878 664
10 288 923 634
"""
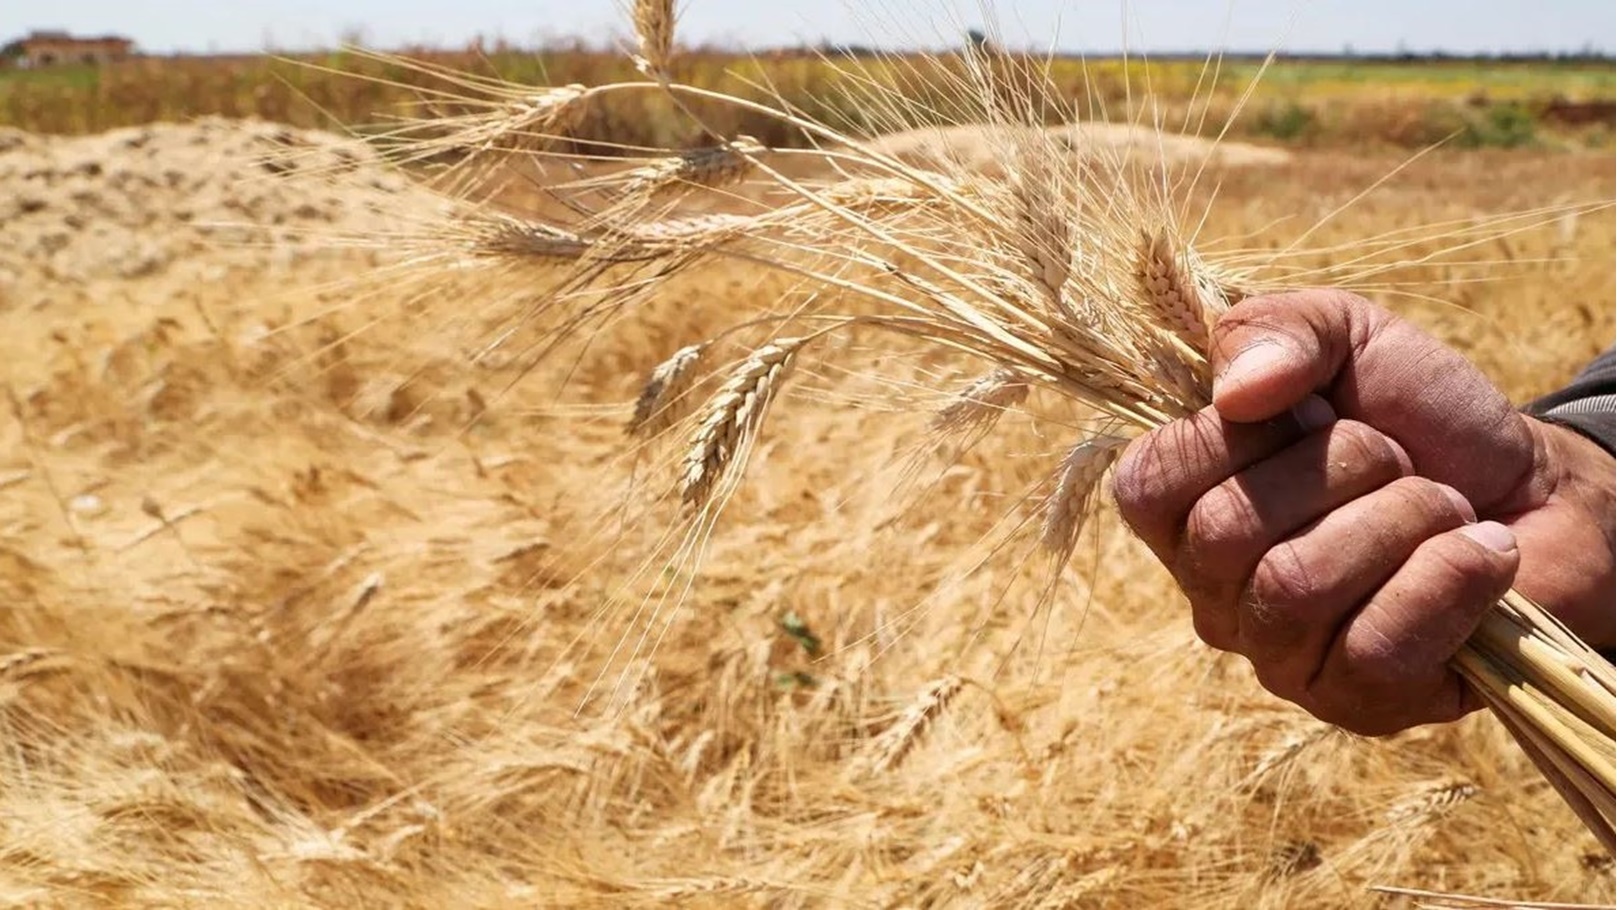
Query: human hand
1112 290 1616 735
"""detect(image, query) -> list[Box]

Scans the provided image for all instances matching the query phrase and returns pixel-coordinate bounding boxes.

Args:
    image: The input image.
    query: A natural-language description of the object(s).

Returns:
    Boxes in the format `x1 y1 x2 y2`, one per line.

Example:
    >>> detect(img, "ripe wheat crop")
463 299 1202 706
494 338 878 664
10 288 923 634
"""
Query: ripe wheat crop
329 0 1616 867
1 4 1612 909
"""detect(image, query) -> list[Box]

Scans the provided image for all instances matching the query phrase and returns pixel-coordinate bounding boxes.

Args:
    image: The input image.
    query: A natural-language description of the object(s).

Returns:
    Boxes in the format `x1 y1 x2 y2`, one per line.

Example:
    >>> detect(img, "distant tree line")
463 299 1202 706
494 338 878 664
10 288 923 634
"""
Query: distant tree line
798 35 1614 64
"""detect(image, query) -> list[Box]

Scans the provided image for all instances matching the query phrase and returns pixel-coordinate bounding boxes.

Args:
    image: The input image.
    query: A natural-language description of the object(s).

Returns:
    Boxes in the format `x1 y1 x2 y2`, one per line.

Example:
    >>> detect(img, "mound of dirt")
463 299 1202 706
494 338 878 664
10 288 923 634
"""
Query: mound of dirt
0 117 431 299
866 122 1292 176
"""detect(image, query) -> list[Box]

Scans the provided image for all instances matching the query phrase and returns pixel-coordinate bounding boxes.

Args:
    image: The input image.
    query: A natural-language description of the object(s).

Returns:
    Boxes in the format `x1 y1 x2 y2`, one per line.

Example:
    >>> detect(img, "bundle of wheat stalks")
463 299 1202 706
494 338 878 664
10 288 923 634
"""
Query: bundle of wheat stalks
353 0 1616 855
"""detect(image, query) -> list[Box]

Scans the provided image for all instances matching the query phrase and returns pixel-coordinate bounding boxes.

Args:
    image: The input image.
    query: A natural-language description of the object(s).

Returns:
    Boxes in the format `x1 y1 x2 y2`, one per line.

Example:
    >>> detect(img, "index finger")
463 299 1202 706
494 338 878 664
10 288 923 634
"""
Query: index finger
1111 394 1336 557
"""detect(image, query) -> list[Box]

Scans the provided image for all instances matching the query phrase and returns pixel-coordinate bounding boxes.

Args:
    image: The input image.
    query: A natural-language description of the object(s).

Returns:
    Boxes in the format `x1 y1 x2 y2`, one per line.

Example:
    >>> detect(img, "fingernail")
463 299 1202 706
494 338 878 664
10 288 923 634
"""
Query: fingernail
1460 521 1516 553
1291 395 1336 432
1440 485 1477 523
1217 341 1289 394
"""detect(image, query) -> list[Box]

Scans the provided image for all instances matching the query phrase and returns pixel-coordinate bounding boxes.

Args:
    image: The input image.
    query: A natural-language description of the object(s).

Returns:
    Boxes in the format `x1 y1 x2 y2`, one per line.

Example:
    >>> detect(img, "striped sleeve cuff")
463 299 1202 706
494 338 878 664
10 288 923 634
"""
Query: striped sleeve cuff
1523 349 1616 455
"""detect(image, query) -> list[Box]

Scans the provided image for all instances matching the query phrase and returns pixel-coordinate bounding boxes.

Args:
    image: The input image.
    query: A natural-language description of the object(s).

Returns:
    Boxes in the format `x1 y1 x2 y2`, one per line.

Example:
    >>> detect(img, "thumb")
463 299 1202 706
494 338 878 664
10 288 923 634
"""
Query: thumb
1208 289 1535 511
1210 289 1387 423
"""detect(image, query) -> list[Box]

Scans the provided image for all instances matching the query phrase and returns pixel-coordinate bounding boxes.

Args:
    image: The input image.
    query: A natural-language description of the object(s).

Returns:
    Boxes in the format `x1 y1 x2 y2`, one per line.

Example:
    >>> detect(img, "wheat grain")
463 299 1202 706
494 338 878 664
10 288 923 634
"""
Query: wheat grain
1041 437 1124 560
680 338 805 509
628 343 706 438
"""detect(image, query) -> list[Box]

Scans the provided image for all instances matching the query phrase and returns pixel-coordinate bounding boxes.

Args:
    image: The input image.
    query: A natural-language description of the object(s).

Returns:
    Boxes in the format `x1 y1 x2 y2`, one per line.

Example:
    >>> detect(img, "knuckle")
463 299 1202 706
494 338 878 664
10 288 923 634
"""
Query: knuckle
1301 678 1415 738
1384 476 1465 525
1249 540 1321 608
1335 620 1453 712
1112 415 1222 537
1330 420 1407 478
1190 607 1236 653
1111 434 1167 521
1416 534 1507 603
1317 706 1399 738
1325 287 1379 320
1249 660 1304 705
1182 484 1261 572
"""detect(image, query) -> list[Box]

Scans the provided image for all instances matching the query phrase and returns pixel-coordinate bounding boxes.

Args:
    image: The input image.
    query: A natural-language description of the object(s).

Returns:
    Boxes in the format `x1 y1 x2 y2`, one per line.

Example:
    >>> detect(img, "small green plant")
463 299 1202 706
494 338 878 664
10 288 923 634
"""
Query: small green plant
1461 101 1538 148
778 611 822 658
1253 100 1317 142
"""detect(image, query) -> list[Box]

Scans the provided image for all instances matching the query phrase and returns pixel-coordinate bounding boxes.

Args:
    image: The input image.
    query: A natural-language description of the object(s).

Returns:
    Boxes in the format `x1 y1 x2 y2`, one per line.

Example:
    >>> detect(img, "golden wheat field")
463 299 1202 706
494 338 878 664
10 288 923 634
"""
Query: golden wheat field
0 45 1614 910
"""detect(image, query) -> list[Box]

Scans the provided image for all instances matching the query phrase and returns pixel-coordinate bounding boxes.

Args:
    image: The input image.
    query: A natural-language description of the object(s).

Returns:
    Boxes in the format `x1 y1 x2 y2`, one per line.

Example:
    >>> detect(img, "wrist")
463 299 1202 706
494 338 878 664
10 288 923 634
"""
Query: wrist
1503 417 1616 650
1533 417 1616 535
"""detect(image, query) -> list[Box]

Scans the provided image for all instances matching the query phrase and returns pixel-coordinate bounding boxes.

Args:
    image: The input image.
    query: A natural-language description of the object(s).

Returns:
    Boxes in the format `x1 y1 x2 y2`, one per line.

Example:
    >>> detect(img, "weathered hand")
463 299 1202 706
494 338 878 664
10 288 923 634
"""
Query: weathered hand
1112 290 1615 736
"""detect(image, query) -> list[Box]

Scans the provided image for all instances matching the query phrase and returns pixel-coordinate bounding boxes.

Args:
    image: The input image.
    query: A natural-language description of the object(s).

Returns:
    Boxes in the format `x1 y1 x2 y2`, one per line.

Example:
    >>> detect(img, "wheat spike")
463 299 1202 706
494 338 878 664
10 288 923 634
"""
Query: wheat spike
814 174 970 212
1007 136 1079 320
1138 227 1211 349
1370 886 1602 909
0 647 70 680
471 219 596 260
629 212 760 244
650 877 778 898
633 0 676 79
480 84 587 149
467 212 762 263
619 136 765 203
629 343 706 438
866 675 965 773
1240 725 1332 791
930 367 1030 437
680 338 805 509
1041 437 1124 560
1386 779 1479 826
1034 865 1124 910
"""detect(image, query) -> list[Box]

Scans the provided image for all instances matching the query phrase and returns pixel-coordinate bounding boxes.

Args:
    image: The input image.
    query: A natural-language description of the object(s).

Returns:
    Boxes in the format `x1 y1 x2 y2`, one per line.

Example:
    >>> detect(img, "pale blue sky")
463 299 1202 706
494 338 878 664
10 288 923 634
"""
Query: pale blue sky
4 1 1612 55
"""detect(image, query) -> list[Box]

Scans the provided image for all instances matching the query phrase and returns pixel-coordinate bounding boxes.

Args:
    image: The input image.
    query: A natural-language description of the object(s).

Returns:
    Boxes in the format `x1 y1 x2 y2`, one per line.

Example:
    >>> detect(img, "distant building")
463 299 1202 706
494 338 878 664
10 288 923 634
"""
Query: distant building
5 31 135 68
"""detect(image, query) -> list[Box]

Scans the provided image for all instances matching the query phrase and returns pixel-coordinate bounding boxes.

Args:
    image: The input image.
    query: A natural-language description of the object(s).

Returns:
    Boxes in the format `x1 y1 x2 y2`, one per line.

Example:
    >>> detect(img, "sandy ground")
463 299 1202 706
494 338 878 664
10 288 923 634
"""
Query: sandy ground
0 118 1612 908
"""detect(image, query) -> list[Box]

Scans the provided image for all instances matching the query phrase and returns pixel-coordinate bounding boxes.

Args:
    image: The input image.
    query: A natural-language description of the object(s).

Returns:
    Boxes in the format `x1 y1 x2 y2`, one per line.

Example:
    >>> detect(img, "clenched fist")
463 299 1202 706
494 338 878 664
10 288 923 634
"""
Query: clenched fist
1112 290 1615 736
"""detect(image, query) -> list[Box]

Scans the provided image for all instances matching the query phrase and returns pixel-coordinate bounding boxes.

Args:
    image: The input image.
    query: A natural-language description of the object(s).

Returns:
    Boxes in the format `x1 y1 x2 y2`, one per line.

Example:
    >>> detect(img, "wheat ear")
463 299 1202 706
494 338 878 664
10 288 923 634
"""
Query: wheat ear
866 675 965 773
629 343 707 438
680 338 805 509
1007 137 1079 321
619 136 765 203
1385 779 1479 826
633 0 676 79
476 84 587 149
1138 227 1212 349
930 367 1030 437
1041 437 1124 560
